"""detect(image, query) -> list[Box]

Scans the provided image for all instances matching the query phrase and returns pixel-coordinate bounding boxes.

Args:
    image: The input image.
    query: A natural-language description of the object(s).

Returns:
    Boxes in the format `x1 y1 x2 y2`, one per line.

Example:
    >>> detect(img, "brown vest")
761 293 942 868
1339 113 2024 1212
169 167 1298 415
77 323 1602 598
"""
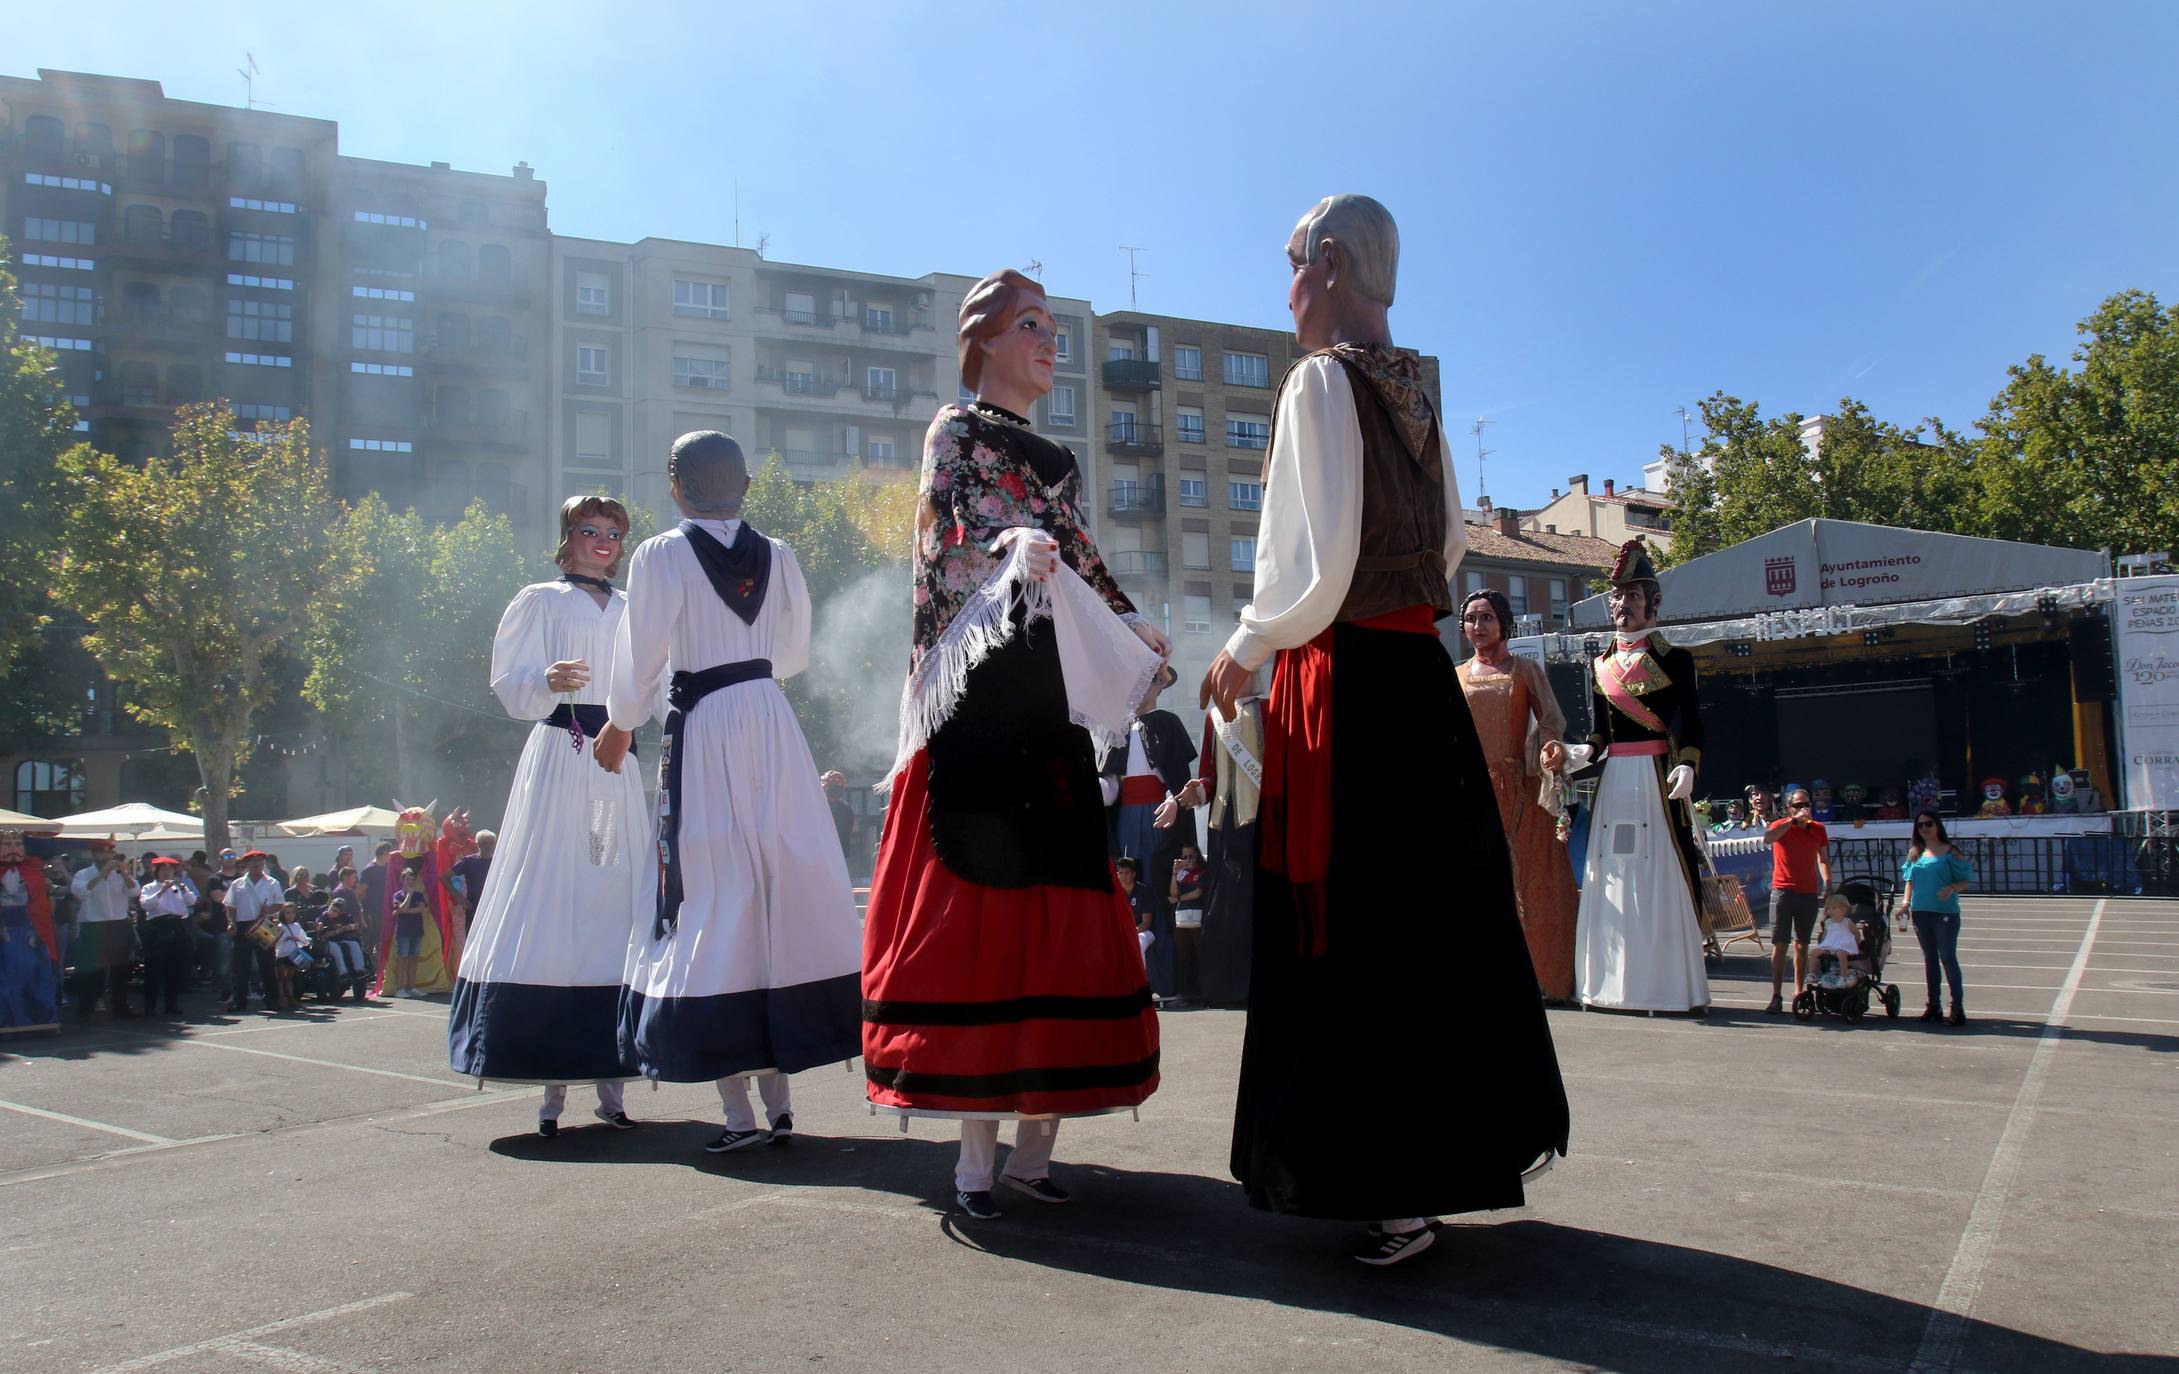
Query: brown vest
1327 358 1451 624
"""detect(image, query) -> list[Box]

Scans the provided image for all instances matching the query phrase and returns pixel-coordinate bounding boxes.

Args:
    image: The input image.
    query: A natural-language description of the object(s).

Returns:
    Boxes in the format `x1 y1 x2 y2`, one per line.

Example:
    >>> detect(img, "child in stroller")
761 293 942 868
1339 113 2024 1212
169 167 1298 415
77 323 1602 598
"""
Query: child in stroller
1792 877 1903 1022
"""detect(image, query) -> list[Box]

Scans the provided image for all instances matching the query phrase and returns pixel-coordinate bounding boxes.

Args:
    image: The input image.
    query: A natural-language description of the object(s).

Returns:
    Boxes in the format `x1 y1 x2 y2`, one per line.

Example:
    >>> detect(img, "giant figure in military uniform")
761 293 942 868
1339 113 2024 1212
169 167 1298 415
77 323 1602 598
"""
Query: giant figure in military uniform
1567 540 1709 1012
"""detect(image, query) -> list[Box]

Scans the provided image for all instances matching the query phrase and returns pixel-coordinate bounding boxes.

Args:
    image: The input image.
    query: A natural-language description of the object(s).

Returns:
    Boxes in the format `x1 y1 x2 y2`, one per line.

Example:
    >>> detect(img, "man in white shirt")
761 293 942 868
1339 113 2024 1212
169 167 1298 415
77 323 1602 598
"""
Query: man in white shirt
70 852 136 1020
223 850 285 1013
138 855 198 1017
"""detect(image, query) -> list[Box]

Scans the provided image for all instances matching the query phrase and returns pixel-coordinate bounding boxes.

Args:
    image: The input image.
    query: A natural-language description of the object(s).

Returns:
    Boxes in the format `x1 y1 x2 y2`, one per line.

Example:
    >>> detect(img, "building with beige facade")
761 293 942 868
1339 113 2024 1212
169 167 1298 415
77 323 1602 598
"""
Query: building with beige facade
1520 472 1672 550
546 243 1094 521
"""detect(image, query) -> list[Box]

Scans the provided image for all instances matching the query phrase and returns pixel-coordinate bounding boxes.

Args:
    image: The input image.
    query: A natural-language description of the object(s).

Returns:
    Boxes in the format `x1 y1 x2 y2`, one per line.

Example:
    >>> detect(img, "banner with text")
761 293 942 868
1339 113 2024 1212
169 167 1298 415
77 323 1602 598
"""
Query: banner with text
2113 575 2179 810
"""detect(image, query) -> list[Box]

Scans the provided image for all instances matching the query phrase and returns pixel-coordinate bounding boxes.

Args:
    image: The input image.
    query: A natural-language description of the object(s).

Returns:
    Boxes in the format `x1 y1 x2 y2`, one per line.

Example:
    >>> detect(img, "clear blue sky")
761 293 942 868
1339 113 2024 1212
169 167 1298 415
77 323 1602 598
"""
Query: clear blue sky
13 2 2176 509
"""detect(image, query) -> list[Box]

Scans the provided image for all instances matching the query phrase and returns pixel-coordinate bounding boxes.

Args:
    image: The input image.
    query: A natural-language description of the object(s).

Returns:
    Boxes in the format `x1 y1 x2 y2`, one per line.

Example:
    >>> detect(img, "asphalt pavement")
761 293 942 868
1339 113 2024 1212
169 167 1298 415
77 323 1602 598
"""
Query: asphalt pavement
1 895 2174 1372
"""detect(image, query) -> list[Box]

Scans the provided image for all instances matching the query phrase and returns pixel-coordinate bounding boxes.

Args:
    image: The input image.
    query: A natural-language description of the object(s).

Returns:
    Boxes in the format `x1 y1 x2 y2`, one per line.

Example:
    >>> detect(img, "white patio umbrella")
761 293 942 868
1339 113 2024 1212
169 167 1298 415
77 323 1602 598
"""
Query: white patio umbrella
274 805 404 838
47 802 205 840
0 807 63 832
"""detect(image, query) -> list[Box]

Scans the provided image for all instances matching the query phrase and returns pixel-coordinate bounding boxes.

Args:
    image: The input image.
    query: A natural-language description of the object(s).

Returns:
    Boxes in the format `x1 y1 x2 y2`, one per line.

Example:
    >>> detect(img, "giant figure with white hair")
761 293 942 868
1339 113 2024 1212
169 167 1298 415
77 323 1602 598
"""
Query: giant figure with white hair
1201 195 1569 1266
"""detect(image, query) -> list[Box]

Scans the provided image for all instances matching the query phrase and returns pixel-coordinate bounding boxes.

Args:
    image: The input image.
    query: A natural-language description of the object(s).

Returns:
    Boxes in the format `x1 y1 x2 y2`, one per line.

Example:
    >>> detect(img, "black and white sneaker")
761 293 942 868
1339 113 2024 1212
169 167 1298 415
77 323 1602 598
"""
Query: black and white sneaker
704 1127 766 1154
592 1108 637 1130
999 1174 1070 1204
955 1189 1002 1220
537 1119 560 1139
768 1111 794 1145
1354 1225 1436 1267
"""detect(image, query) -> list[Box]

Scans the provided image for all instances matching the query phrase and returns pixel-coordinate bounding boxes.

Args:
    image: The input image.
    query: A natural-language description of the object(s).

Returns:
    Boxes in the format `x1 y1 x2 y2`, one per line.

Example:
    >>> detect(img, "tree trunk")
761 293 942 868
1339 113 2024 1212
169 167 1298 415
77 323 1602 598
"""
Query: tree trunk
197 744 234 854
392 697 411 796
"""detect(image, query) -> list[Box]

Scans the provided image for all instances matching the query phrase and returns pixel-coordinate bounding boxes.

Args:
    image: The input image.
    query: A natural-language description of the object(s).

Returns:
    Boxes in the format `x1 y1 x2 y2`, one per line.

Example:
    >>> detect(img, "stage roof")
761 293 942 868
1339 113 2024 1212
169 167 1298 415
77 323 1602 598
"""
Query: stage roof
1568 520 2107 630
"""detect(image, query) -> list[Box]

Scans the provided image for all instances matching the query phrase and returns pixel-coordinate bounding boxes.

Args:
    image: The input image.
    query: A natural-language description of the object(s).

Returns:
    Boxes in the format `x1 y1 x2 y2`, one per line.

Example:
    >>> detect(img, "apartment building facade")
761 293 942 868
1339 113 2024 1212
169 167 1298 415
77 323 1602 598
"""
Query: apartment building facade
1522 472 1673 550
1090 310 1444 698
547 244 1094 521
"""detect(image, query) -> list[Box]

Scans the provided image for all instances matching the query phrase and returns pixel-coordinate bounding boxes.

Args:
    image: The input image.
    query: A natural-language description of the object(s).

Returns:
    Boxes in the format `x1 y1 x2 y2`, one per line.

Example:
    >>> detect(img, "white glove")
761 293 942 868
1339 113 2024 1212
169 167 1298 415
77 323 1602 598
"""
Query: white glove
1563 744 1594 770
1667 764 1696 801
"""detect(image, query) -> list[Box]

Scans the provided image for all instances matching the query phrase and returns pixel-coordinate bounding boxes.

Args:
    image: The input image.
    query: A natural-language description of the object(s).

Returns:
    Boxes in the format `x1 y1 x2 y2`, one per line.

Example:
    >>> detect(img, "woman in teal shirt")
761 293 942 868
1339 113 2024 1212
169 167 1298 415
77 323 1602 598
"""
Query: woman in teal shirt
1895 811 1974 1025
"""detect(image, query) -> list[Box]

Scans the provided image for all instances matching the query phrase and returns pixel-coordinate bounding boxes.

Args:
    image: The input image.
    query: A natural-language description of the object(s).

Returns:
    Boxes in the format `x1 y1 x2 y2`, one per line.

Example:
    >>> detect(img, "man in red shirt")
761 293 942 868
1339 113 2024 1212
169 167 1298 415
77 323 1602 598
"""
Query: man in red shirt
1765 786 1831 1012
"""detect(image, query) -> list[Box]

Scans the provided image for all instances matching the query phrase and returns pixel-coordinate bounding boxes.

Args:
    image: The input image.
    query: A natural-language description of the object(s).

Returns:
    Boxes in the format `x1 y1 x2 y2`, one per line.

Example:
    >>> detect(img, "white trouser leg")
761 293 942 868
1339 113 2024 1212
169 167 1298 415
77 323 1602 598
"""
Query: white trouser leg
539 1084 568 1123
755 1071 790 1127
1000 1117 1060 1183
595 1081 625 1115
956 1119 1000 1193
716 1075 758 1132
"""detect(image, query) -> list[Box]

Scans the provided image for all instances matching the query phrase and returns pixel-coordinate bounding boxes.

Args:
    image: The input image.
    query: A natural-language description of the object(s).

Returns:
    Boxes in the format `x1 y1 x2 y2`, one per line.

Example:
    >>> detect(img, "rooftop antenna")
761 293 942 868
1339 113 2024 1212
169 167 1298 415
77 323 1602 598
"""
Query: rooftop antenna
1673 404 1695 455
754 232 770 259
733 180 739 249
236 53 271 111
1119 245 1148 308
1470 416 1494 505
1025 259 1044 282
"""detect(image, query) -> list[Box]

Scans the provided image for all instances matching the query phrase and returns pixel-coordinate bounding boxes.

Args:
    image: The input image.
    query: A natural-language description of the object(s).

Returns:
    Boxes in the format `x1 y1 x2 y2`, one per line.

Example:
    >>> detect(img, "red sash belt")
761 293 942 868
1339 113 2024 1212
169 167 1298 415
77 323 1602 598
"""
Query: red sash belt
1118 774 1166 805
1614 739 1669 758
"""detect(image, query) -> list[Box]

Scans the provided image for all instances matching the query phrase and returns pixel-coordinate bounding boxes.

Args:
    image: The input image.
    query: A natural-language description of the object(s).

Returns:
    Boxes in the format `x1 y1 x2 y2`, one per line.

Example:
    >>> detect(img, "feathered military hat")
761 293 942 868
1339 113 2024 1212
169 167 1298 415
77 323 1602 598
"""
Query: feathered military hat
1608 539 1659 588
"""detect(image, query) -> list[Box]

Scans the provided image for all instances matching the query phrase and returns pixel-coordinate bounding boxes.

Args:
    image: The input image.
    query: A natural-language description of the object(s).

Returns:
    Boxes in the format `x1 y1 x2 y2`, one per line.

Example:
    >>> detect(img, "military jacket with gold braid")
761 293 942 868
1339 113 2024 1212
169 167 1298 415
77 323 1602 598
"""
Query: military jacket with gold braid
1585 631 1704 773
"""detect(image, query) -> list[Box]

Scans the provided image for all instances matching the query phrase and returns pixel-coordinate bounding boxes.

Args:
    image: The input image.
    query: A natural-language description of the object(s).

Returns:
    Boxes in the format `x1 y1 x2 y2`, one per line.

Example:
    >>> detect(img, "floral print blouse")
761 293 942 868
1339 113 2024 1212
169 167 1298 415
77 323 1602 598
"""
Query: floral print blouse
911 400 1135 666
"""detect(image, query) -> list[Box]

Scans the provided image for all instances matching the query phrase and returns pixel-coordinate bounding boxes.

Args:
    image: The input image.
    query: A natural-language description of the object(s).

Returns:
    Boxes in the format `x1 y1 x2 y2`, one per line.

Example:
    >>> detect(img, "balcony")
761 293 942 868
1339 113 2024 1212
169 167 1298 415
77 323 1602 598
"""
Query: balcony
1102 358 1161 392
862 379 899 402
1105 550 1168 579
99 231 226 275
88 379 176 425
101 309 221 353
424 410 530 452
1105 421 1163 458
771 448 857 479
419 266 532 308
755 366 843 398
1109 477 1165 518
422 334 530 378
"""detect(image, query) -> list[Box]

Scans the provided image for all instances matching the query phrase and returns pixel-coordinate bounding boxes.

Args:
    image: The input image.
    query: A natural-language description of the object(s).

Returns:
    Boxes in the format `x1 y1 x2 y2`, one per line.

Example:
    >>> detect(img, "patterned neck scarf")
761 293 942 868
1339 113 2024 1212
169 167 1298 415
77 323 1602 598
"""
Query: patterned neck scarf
1321 341 1438 469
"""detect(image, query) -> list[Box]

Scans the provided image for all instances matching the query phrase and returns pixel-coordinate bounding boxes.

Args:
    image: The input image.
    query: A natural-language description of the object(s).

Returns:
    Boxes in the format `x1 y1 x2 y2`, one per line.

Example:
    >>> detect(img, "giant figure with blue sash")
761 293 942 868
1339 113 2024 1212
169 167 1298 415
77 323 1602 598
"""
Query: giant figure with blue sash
594 431 863 1154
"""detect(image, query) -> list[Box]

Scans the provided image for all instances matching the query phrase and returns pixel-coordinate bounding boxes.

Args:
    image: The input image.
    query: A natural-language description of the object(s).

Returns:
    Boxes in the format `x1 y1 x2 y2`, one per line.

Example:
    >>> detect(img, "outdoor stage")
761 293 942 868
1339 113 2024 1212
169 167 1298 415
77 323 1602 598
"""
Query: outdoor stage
2 896 2173 1372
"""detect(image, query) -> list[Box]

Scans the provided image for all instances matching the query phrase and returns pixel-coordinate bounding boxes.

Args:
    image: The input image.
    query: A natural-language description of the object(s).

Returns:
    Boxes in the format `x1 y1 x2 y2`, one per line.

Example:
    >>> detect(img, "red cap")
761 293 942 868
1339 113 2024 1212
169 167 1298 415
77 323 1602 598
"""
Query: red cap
239 849 270 861
148 854 184 867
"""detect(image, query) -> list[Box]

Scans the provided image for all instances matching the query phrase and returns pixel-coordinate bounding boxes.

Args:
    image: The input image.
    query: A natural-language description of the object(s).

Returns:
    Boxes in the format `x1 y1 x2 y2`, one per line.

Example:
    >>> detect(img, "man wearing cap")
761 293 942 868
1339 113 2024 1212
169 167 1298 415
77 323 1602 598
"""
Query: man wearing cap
223 851 285 1013
138 856 197 1016
1564 540 1710 1013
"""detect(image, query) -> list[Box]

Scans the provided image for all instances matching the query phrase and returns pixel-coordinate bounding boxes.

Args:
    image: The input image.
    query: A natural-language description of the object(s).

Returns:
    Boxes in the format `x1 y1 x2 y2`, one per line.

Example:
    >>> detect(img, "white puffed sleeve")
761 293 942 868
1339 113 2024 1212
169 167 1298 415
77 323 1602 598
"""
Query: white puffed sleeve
488 585 558 721
771 540 812 682
1222 356 1364 672
607 536 684 731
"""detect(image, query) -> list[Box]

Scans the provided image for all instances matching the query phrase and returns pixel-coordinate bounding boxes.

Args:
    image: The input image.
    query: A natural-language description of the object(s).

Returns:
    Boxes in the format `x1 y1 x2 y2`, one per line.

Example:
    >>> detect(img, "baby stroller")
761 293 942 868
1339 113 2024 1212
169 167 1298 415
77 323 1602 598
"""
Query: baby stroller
1791 875 1902 1023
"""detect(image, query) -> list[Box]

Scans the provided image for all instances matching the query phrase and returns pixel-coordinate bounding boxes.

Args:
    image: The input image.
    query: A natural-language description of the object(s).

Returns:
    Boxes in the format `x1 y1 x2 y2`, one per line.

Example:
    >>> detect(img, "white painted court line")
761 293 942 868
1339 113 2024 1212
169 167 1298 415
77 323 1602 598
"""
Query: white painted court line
2068 1012 2179 1028
0 1096 173 1144
86 1291 411 1374
1913 898 2105 1374
171 1037 474 1088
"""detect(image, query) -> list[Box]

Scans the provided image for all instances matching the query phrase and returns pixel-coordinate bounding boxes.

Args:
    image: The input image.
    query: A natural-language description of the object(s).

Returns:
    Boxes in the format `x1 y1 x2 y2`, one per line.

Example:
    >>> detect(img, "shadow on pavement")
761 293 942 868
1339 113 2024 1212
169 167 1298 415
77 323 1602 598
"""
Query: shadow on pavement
481 1125 2169 1371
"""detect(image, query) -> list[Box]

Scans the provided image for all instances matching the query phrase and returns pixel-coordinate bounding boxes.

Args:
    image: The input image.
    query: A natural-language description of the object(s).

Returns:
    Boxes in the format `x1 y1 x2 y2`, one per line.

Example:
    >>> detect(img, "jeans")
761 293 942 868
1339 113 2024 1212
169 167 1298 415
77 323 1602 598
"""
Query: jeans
325 939 365 978
1912 909 1964 1008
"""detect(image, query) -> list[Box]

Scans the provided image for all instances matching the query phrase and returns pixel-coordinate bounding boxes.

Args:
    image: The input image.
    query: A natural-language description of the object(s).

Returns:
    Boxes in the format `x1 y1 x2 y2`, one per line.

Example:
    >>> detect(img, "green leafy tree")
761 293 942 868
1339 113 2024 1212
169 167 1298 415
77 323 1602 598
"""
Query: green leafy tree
1657 393 1976 566
0 237 76 672
303 497 535 824
1973 289 2179 554
51 406 366 851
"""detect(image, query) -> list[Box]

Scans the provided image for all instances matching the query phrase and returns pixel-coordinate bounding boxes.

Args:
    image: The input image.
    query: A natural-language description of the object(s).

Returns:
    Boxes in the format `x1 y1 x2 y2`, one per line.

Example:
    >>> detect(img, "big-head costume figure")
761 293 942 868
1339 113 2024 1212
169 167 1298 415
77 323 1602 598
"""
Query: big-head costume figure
375 801 459 996
0 830 60 1035
1568 540 1710 1012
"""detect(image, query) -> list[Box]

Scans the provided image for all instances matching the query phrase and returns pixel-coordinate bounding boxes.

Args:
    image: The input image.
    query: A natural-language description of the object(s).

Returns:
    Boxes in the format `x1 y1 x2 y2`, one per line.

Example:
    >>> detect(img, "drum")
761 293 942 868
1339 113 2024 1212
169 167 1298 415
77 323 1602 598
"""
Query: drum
246 918 280 952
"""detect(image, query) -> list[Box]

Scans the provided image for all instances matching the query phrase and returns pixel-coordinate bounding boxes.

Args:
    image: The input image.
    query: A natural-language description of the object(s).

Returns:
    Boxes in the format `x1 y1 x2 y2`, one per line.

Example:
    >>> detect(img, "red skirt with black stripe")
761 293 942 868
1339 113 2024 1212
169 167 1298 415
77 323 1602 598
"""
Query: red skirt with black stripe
861 749 1161 1118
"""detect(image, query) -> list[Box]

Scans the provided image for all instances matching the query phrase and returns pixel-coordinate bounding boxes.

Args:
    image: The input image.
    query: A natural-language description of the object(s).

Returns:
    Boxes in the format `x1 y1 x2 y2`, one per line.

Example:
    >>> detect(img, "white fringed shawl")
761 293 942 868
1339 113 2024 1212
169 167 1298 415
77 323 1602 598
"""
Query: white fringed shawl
886 530 1162 786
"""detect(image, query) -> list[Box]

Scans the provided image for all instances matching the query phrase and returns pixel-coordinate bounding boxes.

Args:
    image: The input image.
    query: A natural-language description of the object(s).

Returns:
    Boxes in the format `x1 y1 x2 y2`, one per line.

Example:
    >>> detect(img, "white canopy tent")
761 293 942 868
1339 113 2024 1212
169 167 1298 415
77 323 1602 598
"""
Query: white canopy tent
273 806 404 838
0 807 63 832
1567 519 2110 646
46 802 205 841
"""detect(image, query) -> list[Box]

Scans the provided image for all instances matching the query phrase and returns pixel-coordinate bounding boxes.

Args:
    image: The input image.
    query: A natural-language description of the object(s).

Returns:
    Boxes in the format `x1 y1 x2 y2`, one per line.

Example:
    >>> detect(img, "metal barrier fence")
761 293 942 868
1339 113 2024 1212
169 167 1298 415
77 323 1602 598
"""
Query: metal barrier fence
1829 814 2179 897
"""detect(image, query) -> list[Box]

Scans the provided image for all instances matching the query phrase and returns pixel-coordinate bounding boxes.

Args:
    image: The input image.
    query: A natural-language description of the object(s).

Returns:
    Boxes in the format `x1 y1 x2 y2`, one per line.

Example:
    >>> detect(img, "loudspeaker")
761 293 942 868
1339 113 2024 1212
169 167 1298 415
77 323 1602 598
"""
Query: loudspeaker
2071 614 2117 700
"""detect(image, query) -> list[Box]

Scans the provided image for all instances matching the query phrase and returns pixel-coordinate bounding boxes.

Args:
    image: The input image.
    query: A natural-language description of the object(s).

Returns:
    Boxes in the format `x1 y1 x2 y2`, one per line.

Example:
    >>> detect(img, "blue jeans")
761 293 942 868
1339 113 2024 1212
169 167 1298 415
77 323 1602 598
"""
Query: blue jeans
1912 910 1964 1008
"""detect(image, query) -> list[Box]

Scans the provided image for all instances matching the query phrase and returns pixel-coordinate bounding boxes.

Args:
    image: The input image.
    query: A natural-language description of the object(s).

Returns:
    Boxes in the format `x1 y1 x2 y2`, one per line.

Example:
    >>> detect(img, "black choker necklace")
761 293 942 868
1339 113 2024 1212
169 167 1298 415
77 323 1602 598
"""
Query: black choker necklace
561 573 613 592
969 399 1033 429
